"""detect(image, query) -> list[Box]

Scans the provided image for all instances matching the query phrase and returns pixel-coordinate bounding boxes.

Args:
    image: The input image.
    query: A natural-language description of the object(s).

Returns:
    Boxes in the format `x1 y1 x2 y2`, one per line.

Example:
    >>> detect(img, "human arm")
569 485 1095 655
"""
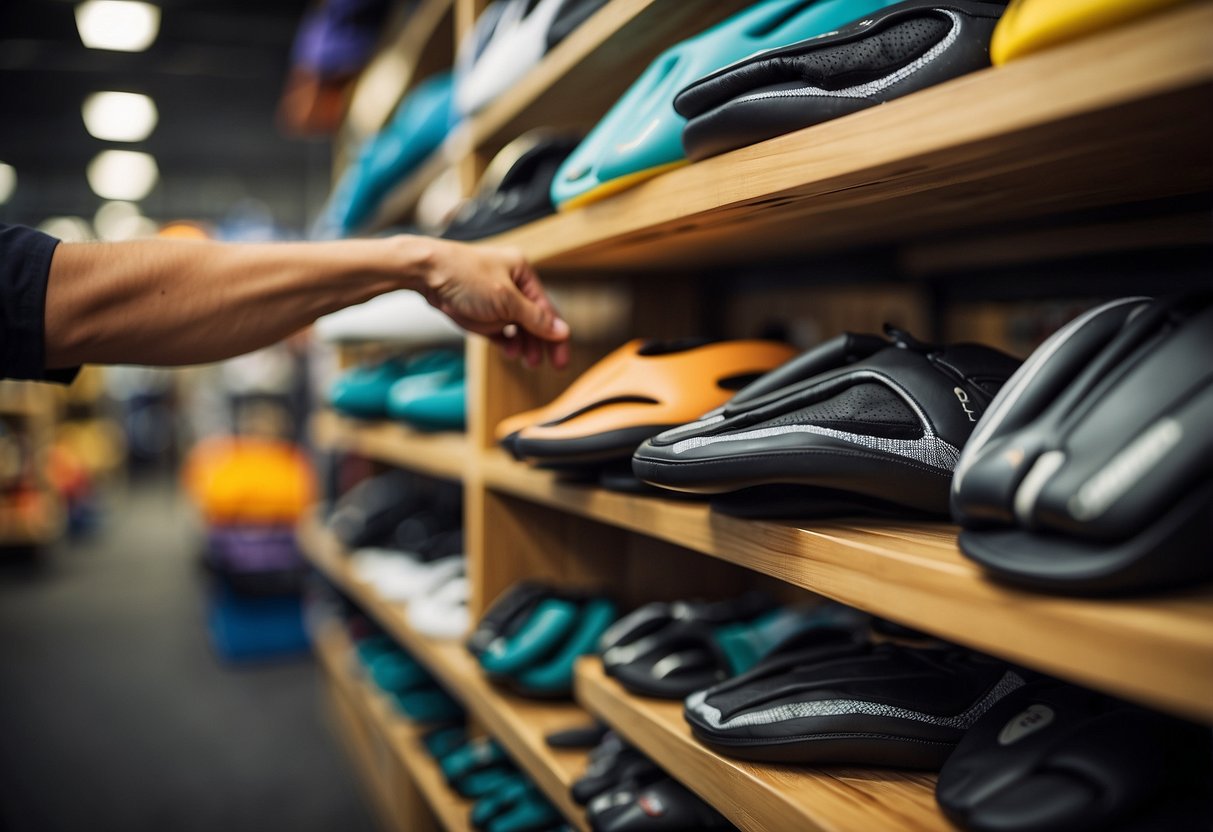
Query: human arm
43 234 569 370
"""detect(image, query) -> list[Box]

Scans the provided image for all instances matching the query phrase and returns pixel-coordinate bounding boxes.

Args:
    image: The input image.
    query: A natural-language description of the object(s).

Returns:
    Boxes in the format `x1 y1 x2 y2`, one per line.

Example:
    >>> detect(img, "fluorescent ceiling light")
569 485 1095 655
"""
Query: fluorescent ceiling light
83 92 158 142
75 1 161 52
0 163 15 205
86 150 159 201
94 200 141 240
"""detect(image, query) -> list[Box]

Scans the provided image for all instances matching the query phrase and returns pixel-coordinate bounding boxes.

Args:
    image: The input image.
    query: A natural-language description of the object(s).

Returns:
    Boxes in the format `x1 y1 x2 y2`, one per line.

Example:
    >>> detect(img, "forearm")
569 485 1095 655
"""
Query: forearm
44 236 435 368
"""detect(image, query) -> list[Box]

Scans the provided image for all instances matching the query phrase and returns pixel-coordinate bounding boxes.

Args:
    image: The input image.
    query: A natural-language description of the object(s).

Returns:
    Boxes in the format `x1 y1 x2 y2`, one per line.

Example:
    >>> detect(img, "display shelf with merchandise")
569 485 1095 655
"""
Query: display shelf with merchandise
575 659 946 832
487 3 1213 270
298 514 593 831
315 619 475 832
310 409 470 482
479 451 1213 724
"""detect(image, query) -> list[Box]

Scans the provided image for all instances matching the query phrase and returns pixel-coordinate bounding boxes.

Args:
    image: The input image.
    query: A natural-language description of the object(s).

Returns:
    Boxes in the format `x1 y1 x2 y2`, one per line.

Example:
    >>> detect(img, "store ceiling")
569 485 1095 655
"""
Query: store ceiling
0 0 330 232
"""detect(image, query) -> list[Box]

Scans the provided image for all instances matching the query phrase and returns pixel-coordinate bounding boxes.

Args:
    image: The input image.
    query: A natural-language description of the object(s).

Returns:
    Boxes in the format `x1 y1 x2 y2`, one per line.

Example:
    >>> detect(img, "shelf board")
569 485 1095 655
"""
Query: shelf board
488 3 1213 270
576 659 944 832
366 147 453 234
481 452 1213 724
298 515 592 831
310 409 469 481
314 620 475 832
453 0 755 158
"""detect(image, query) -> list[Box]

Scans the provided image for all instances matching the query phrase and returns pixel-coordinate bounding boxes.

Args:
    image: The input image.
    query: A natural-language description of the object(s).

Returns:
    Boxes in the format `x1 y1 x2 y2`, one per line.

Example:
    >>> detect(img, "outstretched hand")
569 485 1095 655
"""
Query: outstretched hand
418 239 570 369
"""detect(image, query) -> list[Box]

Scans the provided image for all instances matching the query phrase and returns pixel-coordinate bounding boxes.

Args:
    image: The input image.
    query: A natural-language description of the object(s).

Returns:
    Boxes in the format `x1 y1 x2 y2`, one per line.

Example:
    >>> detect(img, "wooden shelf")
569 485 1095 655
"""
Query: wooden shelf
314 620 475 832
310 409 469 481
298 514 592 831
575 659 944 832
481 451 1213 724
488 3 1213 270
453 0 755 159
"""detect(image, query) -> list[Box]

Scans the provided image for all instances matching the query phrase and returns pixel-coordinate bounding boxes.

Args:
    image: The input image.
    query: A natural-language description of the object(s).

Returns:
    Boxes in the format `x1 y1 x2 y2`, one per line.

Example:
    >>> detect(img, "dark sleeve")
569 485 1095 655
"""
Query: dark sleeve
0 223 80 384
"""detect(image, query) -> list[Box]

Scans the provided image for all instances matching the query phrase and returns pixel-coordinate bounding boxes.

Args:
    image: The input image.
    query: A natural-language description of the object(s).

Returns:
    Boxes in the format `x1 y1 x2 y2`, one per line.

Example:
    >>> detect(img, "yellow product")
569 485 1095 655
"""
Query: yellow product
183 437 315 524
991 0 1193 64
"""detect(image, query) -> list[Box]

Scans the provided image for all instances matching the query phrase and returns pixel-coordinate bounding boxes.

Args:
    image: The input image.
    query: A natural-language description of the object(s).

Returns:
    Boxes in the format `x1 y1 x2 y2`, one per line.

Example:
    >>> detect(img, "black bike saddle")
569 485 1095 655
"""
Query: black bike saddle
936 680 1213 832
684 641 1024 768
587 776 734 832
443 133 580 241
952 295 1213 594
675 0 1007 161
634 327 1019 515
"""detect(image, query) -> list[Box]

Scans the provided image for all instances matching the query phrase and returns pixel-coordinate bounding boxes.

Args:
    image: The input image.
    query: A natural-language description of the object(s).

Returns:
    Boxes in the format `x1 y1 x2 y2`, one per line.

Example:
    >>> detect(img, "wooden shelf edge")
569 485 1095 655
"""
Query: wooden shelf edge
575 660 944 832
314 620 475 832
310 410 469 482
482 453 1213 724
298 514 591 831
485 3 1213 269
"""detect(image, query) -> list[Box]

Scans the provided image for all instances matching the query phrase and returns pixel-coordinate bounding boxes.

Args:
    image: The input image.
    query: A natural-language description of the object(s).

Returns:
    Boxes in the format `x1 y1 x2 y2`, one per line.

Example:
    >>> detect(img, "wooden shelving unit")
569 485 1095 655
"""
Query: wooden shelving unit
316 2 1213 830
576 660 944 832
310 410 469 482
489 3 1213 269
298 514 592 832
482 452 1213 725
314 620 475 832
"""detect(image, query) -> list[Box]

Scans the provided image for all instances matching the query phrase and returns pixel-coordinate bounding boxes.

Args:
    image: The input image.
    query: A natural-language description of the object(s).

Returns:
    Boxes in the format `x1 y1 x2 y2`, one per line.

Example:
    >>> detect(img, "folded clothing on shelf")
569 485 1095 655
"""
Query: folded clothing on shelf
442 132 581 241
467 582 618 698
498 338 796 468
674 0 1007 162
600 593 864 699
936 680 1213 832
951 294 1213 595
990 0 1190 65
633 326 1020 516
550 0 905 210
684 640 1024 768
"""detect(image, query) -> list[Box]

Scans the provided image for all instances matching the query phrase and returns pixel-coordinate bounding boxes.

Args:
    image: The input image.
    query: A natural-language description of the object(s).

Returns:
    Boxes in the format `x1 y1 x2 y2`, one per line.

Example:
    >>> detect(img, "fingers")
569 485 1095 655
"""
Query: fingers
507 263 569 344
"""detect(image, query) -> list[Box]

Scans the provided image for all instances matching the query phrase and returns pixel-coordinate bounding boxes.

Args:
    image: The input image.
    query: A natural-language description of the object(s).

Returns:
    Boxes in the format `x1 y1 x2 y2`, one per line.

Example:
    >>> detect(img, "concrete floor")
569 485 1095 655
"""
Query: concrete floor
0 480 375 832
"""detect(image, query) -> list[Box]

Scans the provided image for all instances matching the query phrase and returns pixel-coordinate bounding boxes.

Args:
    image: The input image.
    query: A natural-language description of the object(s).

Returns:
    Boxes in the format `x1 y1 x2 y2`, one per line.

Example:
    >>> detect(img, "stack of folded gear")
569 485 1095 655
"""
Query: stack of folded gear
441 130 581 241
182 437 316 659
936 679 1212 831
673 0 1009 162
951 294 1213 595
569 731 735 831
599 592 867 698
329 348 467 431
353 631 465 723
468 582 618 698
632 327 1021 517
550 0 907 210
455 0 611 118
497 338 796 491
318 71 453 236
683 634 1027 768
990 0 1191 65
423 726 568 831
